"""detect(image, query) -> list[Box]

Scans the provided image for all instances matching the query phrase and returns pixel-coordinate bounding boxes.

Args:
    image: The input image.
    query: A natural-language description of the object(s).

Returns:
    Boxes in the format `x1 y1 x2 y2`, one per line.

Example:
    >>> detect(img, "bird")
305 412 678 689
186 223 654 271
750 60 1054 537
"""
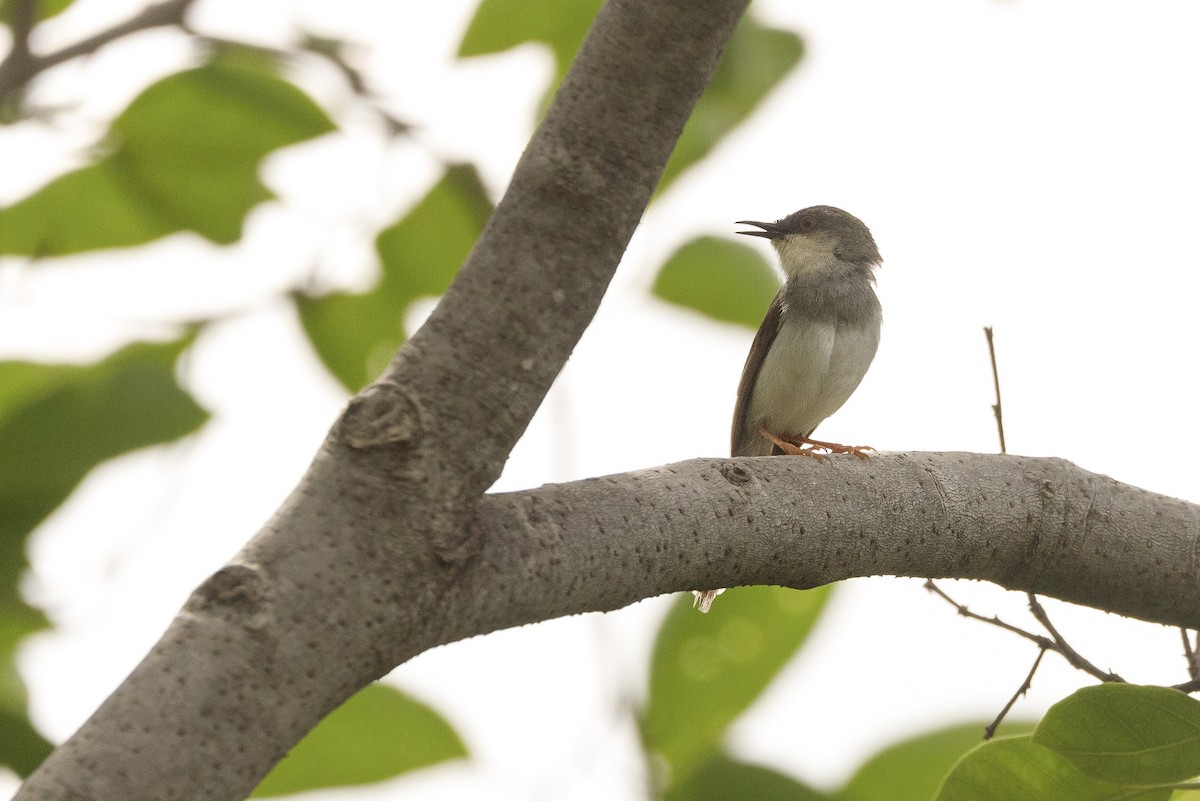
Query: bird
692 205 883 613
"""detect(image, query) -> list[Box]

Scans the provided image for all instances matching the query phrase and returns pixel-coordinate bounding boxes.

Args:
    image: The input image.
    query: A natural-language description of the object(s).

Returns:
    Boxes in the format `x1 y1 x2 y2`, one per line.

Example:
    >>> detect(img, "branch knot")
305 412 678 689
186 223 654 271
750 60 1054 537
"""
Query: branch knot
339 382 421 449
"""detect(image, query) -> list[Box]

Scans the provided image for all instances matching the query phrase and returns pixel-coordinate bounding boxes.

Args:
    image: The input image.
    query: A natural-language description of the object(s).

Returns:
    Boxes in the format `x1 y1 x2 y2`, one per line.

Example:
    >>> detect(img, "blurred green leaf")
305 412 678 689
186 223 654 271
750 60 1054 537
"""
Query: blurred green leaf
0 0 74 23
935 736 1170 801
0 162 178 254
0 704 52 777
0 335 205 776
640 585 831 784
0 335 208 644
658 17 802 194
1 582 53 776
460 7 801 194
0 55 334 256
251 683 467 797
653 236 779 328
0 336 208 559
663 752 832 801
296 163 493 391
840 722 1034 801
1033 684 1200 786
458 0 599 78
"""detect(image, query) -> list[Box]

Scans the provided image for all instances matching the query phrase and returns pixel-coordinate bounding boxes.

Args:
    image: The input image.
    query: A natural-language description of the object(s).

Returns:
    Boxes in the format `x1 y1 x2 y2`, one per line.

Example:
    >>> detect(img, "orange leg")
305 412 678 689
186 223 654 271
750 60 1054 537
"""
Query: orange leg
760 428 875 460
759 428 829 460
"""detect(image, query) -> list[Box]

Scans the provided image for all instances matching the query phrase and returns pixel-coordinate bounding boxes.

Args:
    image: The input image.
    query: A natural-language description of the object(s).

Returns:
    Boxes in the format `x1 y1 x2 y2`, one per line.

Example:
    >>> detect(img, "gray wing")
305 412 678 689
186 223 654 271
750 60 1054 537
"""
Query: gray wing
730 289 785 457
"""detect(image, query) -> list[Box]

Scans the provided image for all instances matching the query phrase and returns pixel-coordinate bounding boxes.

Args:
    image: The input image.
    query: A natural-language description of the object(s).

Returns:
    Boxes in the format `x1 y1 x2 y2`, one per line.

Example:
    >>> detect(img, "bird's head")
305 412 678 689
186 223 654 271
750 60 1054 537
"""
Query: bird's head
737 205 881 280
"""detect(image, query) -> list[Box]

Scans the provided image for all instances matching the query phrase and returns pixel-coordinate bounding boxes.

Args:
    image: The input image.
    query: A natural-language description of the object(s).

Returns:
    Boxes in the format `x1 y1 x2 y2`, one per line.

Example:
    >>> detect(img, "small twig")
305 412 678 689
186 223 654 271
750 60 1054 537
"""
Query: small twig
984 326 1007 454
0 0 37 114
924 580 1053 648
0 0 197 105
985 647 1047 740
194 34 414 137
1172 677 1200 694
1182 629 1200 681
1026 594 1124 683
926 582 1127 685
8 0 37 60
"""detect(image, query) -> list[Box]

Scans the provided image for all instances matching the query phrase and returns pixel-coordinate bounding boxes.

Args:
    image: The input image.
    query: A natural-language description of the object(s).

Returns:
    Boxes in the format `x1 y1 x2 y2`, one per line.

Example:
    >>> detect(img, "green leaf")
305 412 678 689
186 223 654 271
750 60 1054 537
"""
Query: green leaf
0 56 334 255
0 704 53 777
0 583 54 776
0 337 208 559
841 722 1035 801
1033 684 1200 787
652 236 779 328
296 163 492 391
251 683 467 797
0 0 74 23
460 7 801 195
0 335 208 647
663 752 832 801
640 585 831 784
935 736 1171 801
0 162 177 255
458 0 600 79
0 336 206 776
658 17 802 194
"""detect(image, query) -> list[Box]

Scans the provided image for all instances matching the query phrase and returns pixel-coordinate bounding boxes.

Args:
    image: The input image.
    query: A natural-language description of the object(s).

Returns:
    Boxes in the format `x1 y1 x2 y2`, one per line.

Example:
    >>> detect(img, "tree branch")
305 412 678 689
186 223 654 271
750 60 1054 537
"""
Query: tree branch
444 453 1200 636
0 0 197 105
924 580 1054 647
985 647 1047 740
984 326 1006 454
13 0 750 798
18 439 1200 798
6 0 37 62
1026 593 1123 683
1183 629 1200 681
924 581 1130 689
17 1 1198 798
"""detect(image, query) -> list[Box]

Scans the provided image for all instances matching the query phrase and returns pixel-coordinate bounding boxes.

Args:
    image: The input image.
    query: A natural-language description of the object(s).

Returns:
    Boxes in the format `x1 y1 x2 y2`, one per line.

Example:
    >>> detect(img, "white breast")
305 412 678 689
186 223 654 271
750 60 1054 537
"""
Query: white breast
746 314 880 444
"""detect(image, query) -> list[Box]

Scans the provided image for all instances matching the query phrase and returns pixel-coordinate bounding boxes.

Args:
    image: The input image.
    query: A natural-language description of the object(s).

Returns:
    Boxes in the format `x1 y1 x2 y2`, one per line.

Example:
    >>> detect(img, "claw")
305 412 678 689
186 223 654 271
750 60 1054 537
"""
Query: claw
759 428 874 460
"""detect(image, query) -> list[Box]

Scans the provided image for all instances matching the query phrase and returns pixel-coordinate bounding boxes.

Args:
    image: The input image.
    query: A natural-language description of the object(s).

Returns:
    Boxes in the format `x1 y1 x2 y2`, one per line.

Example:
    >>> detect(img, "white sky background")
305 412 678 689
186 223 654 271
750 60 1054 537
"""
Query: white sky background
3 0 1200 798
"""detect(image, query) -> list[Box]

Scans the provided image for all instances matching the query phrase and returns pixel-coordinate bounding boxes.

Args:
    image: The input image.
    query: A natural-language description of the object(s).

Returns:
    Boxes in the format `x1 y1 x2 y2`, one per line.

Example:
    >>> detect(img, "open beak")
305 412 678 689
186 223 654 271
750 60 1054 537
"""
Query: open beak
735 220 786 239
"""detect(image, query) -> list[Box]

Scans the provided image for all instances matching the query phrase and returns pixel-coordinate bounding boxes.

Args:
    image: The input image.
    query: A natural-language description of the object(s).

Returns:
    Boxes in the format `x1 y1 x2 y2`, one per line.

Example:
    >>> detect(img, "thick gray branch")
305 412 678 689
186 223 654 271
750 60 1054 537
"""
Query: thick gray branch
13 1 749 799
15 1 1193 799
447 453 1200 634
388 0 749 506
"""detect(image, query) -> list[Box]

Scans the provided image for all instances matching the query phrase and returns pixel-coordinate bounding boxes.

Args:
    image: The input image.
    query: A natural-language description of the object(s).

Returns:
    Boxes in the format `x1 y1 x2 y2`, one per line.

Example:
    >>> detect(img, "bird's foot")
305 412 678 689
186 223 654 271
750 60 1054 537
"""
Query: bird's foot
759 429 830 460
800 436 876 460
760 428 875 460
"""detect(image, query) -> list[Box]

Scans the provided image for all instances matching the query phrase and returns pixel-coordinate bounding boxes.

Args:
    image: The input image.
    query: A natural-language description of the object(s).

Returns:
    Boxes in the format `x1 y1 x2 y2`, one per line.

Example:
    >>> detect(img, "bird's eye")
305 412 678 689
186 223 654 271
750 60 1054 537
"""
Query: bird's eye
799 216 816 230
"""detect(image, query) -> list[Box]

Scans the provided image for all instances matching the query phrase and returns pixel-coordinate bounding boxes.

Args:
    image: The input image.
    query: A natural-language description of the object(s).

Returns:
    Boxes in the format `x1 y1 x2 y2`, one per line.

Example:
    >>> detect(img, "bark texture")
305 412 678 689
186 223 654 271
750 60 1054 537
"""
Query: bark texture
14 0 751 799
453 453 1200 633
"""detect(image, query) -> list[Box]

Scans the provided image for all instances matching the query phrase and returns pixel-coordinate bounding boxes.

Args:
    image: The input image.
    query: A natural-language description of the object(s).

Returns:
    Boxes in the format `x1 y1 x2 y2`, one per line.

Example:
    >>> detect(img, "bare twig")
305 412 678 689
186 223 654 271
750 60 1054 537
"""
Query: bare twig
1182 629 1200 681
985 647 1047 739
924 580 1052 648
7 0 37 61
194 34 414 137
984 326 1006 454
0 0 197 105
1026 593 1123 683
925 581 1127 685
0 0 37 114
1172 678 1200 694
